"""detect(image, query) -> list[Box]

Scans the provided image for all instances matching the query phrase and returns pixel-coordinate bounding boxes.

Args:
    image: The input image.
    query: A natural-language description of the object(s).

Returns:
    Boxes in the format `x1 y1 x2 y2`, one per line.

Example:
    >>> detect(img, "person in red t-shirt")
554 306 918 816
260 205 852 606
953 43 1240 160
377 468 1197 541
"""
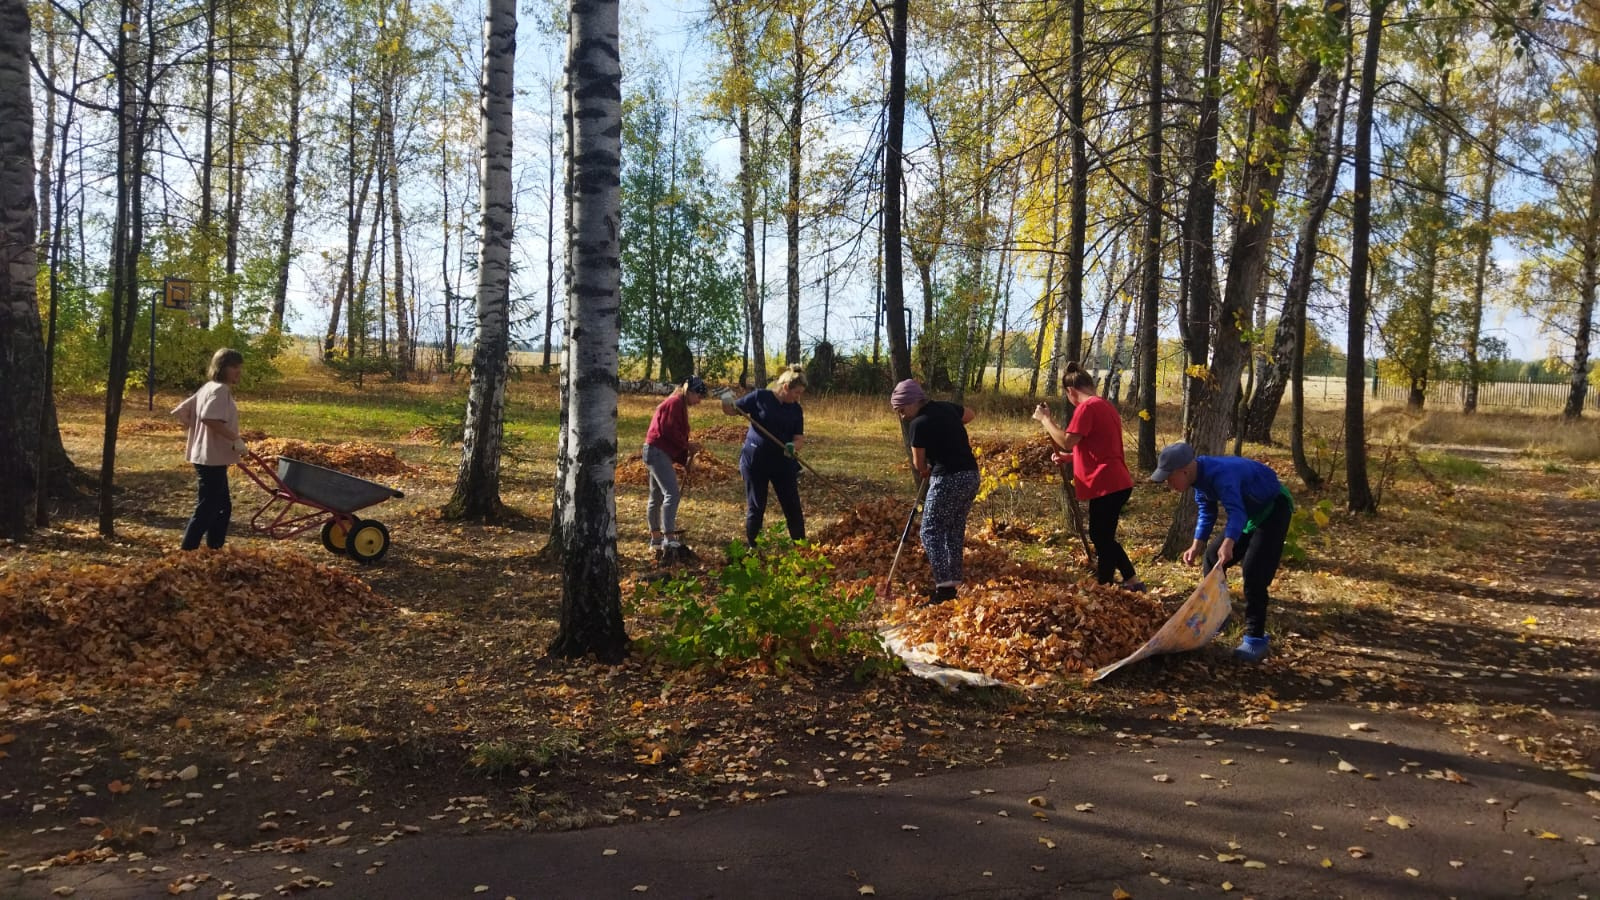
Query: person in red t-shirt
1032 362 1143 590
644 375 708 560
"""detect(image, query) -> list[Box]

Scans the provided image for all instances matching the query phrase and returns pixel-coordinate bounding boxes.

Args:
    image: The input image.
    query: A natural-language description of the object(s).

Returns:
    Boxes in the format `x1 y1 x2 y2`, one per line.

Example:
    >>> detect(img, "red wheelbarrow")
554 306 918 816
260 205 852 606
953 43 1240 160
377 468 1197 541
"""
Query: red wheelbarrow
237 450 405 563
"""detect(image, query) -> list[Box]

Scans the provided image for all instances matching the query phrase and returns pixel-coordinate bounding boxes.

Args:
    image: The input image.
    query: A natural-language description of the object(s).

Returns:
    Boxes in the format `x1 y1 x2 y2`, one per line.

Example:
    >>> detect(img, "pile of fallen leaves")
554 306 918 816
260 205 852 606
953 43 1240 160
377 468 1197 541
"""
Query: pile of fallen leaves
616 447 740 489
973 434 1062 477
813 498 1053 584
0 548 388 701
893 577 1170 684
698 424 751 443
811 498 1168 684
254 438 413 478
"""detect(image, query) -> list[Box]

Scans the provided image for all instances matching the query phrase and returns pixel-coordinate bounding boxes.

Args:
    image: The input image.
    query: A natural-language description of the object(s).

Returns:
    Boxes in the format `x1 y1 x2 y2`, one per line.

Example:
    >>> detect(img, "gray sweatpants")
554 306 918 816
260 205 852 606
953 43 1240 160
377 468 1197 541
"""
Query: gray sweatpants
642 443 681 535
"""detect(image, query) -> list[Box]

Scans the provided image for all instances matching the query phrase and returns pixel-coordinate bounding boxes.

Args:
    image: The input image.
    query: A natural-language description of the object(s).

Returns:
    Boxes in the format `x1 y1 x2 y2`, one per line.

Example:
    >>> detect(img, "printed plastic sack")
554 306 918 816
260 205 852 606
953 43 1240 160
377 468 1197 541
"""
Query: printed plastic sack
1094 564 1232 681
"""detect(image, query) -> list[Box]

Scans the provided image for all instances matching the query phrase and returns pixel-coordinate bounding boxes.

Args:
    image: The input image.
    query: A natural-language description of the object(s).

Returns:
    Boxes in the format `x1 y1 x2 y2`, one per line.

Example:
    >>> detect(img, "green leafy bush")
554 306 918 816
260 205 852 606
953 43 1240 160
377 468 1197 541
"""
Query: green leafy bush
634 530 897 678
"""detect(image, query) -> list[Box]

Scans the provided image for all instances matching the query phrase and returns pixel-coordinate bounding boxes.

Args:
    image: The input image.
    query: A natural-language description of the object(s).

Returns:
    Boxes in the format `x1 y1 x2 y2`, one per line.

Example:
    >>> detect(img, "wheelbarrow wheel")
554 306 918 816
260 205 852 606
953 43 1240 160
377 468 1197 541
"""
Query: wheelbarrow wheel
320 519 350 555
347 519 391 564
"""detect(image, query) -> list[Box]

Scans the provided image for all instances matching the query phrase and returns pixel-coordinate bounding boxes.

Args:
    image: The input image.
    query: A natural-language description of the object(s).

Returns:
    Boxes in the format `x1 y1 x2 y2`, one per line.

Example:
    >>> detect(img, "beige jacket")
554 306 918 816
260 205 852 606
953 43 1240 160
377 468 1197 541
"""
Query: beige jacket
173 382 240 466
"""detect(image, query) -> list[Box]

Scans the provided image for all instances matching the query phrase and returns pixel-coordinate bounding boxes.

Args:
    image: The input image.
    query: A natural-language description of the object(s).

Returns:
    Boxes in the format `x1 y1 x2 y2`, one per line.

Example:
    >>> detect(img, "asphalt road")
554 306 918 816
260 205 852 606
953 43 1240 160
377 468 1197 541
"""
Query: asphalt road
9 702 1597 900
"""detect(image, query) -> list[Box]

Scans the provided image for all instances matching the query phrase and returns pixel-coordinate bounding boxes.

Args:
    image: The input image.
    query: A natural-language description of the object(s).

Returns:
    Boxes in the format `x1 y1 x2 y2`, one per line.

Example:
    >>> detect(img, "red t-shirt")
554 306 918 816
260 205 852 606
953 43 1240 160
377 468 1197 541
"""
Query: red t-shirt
645 393 691 464
1066 395 1133 500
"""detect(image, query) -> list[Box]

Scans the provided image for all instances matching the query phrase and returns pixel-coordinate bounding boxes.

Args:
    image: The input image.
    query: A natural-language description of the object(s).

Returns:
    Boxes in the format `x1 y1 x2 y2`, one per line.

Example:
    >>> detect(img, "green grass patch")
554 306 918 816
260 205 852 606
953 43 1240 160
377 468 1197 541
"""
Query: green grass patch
1417 452 1492 481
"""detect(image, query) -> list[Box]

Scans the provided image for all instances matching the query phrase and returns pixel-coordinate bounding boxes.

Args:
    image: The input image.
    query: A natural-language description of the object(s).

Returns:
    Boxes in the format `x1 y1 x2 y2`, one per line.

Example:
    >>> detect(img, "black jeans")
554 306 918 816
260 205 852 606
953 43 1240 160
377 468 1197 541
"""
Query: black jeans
1202 495 1293 638
1088 487 1136 585
181 464 233 550
740 451 804 545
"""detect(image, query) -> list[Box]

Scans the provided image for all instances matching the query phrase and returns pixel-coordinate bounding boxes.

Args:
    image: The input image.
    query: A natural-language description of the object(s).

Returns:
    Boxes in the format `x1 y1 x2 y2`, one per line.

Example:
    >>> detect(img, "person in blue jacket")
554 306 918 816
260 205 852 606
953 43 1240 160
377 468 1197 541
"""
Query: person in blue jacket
724 364 807 546
1150 442 1294 663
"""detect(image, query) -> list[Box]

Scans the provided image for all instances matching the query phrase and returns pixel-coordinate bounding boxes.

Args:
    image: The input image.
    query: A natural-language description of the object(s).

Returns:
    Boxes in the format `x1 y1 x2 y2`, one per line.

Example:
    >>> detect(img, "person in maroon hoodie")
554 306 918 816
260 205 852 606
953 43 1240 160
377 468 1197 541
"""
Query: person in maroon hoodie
643 376 709 560
1032 361 1143 591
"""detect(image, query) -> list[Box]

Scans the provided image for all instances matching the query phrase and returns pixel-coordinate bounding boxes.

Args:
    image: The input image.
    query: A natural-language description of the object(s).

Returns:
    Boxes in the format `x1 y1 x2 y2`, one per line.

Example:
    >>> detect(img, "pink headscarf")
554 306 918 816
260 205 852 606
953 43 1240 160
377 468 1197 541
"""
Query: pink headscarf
890 379 927 409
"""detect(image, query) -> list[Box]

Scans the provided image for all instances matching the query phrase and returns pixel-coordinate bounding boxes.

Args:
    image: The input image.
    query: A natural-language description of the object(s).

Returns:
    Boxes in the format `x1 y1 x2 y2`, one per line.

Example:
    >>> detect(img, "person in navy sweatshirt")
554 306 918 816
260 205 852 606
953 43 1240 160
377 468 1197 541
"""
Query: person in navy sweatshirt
1150 442 1294 663
724 365 807 546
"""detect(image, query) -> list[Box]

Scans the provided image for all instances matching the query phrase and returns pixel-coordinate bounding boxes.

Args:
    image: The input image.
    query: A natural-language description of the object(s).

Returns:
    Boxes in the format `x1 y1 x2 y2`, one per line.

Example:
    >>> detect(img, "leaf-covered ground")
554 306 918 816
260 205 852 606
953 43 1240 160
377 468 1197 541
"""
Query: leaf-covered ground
2 373 1597 885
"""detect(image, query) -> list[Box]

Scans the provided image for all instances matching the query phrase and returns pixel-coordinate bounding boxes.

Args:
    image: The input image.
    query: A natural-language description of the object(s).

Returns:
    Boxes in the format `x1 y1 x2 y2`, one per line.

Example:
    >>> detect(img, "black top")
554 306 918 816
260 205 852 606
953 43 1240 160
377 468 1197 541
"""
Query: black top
736 389 804 462
909 400 977 477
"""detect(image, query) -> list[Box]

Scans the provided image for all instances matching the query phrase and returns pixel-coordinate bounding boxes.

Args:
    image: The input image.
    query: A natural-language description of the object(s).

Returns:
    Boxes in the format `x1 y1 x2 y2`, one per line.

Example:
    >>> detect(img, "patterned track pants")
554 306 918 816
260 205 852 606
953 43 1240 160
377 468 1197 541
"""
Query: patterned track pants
920 469 980 585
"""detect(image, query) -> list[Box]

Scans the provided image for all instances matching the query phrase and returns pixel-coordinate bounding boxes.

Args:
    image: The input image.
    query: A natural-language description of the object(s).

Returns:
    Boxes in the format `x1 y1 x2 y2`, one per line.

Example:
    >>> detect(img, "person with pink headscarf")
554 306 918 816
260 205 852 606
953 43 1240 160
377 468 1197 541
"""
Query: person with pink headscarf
890 379 978 604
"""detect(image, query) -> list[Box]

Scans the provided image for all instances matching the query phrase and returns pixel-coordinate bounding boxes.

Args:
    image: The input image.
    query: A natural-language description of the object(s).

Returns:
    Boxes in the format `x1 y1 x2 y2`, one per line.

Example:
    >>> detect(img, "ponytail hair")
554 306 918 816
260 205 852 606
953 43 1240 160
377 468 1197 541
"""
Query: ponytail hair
774 363 808 391
1062 361 1096 393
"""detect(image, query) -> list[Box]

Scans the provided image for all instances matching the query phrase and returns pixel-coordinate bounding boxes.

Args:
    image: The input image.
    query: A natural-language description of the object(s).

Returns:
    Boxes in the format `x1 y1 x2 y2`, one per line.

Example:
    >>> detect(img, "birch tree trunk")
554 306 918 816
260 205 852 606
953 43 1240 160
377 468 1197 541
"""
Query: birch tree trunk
444 0 515 521
1566 139 1598 419
1243 59 1347 442
0 0 44 539
551 0 628 662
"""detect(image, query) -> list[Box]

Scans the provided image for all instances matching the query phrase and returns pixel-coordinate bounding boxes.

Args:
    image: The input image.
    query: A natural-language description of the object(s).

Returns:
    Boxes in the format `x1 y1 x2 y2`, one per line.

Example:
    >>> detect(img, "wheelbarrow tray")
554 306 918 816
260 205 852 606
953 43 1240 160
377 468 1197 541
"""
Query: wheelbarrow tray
276 457 404 514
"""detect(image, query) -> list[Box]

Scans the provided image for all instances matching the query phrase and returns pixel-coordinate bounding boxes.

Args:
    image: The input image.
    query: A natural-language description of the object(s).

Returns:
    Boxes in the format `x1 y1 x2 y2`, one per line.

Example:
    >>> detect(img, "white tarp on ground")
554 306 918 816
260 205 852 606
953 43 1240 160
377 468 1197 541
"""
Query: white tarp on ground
882 565 1233 689
1093 565 1232 681
878 624 1008 690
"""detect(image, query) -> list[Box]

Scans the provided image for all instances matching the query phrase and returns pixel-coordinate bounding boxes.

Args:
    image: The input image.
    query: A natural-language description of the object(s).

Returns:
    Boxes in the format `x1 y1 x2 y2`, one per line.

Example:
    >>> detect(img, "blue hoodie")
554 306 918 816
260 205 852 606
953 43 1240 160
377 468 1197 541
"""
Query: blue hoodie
1192 455 1284 542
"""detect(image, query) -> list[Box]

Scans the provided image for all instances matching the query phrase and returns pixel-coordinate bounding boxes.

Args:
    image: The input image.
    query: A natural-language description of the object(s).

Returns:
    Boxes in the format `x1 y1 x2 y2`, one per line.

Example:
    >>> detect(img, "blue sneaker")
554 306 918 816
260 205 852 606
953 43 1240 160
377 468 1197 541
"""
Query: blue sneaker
1233 635 1270 663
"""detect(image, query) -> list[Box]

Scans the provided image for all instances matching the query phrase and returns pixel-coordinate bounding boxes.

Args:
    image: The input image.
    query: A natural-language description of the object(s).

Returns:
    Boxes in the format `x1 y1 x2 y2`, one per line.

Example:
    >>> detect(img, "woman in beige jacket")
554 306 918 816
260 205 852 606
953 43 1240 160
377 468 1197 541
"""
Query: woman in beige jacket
172 349 247 549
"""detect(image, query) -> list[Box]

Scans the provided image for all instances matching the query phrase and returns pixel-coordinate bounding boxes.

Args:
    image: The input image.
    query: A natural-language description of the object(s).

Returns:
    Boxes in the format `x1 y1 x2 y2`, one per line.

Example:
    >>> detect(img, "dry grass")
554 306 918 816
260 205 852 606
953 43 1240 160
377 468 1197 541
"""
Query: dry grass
1398 409 1600 460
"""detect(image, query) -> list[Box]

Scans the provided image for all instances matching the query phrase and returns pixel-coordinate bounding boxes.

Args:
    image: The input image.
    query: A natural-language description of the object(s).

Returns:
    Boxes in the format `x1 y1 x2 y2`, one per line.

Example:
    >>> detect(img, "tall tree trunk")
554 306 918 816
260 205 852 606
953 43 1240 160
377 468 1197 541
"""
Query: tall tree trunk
1463 63 1504 415
1188 0 1327 458
328 79 359 359
223 3 240 328
388 122 411 379
738 102 765 384
1 0 44 539
1565 136 1598 420
1345 0 1384 512
551 0 628 663
197 0 216 328
34 7 83 523
1136 0 1163 472
1244 58 1348 442
1107 294 1133 405
34 3 53 269
784 13 804 366
1065 0 1087 366
99 0 154 536
882 0 912 382
1028 258 1054 398
1178 0 1225 433
445 0 515 521
544 84 558 370
1404 63 1454 411
440 80 455 371
271 0 308 337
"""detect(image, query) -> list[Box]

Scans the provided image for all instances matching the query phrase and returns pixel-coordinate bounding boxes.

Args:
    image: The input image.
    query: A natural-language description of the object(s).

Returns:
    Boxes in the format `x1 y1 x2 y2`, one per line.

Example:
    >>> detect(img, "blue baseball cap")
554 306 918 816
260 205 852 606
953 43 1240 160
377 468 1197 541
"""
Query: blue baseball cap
1150 441 1196 482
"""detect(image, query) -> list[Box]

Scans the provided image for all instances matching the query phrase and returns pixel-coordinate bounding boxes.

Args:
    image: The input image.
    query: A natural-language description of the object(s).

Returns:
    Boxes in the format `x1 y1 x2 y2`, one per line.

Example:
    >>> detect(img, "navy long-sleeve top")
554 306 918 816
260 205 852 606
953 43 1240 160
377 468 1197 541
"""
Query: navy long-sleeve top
1192 455 1284 542
736 389 803 462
